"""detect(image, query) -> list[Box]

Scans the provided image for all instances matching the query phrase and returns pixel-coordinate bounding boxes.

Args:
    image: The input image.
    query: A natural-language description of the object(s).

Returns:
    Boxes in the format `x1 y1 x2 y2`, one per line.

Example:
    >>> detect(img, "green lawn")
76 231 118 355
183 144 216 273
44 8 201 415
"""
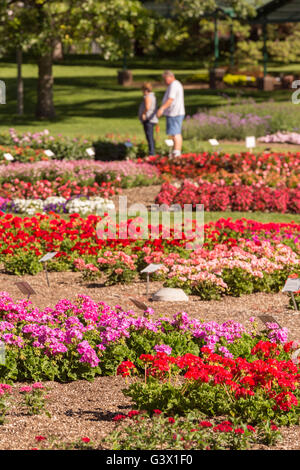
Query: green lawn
148 210 300 224
203 211 300 224
177 140 300 155
0 56 297 141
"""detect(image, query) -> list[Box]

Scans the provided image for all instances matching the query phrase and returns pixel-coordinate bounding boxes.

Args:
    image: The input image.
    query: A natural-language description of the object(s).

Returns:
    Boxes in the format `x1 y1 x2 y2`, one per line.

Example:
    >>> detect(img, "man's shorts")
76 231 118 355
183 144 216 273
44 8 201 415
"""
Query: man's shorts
166 115 185 136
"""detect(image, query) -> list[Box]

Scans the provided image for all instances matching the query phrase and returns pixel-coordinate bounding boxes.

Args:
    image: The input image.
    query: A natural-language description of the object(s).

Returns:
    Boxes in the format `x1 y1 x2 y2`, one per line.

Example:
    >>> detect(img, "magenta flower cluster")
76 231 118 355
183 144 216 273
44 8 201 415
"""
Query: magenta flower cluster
0 293 289 372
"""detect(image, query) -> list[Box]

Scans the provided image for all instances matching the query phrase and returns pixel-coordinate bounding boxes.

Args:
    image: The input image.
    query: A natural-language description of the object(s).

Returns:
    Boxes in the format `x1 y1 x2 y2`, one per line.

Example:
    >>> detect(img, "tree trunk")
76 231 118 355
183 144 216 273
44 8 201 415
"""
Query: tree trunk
17 47 24 115
52 39 63 60
36 52 55 119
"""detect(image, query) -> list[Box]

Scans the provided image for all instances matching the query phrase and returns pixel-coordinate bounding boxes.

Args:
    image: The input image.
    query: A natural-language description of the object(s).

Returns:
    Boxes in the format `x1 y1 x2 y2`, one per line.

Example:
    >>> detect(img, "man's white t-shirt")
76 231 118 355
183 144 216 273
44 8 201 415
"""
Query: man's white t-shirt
162 79 185 117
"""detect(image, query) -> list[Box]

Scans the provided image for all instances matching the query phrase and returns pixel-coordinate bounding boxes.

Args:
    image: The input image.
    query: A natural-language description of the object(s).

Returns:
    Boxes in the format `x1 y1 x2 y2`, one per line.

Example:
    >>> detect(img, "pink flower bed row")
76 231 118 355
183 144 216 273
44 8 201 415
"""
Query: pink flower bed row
0 159 160 184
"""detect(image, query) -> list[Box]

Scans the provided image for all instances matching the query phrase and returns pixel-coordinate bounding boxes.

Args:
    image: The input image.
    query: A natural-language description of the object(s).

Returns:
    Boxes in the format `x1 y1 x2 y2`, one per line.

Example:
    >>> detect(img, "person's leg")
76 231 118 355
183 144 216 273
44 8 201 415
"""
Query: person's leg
171 116 184 157
173 134 182 153
166 117 177 157
143 121 155 155
148 123 155 155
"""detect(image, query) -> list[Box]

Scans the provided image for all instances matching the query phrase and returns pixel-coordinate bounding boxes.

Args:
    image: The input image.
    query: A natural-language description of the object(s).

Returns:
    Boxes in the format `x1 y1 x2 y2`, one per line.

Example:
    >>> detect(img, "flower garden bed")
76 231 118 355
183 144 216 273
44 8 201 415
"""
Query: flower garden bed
0 214 299 299
0 288 298 450
181 100 300 142
0 128 299 450
0 160 160 204
0 129 151 162
0 374 299 451
1 292 289 382
155 180 300 213
0 213 298 450
182 111 271 141
0 196 115 216
146 151 300 187
149 151 300 214
0 129 92 162
0 145 50 164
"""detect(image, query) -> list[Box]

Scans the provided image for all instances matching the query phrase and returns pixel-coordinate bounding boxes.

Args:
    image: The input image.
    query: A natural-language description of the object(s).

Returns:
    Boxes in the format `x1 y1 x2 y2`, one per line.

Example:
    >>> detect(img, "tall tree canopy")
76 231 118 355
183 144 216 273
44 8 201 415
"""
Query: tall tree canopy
0 0 156 119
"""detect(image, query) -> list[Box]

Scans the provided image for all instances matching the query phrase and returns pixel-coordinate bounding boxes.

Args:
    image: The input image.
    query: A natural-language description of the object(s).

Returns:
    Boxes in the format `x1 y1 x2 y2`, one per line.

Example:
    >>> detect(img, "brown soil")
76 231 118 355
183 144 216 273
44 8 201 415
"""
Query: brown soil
0 271 299 450
111 184 161 210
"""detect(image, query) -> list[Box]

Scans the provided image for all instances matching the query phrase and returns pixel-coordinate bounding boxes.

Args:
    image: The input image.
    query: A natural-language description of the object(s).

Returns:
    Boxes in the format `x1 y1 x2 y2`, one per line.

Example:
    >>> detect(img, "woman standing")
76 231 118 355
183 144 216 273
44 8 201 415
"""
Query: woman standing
138 82 158 156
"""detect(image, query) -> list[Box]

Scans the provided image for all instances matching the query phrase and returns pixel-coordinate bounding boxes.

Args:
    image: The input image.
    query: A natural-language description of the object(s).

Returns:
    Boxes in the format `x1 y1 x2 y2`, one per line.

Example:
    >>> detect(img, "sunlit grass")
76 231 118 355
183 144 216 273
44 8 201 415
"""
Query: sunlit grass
0 57 297 140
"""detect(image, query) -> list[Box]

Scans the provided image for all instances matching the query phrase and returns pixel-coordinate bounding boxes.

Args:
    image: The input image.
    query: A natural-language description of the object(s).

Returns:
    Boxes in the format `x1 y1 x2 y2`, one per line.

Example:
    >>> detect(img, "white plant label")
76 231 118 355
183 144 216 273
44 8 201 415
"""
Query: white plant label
3 153 14 161
39 252 58 263
86 147 95 156
0 341 5 365
282 278 300 293
44 149 55 157
165 139 174 147
246 136 256 149
208 139 219 146
141 263 164 274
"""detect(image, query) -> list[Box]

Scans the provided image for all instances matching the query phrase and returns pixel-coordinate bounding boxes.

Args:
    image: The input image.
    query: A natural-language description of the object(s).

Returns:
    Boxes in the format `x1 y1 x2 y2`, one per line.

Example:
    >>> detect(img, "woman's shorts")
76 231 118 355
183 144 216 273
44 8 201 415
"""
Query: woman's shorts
166 115 185 136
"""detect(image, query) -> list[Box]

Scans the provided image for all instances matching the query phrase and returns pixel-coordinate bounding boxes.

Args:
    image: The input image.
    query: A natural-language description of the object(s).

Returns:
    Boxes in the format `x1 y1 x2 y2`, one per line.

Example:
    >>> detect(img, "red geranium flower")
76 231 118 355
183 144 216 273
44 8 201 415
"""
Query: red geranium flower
35 436 47 442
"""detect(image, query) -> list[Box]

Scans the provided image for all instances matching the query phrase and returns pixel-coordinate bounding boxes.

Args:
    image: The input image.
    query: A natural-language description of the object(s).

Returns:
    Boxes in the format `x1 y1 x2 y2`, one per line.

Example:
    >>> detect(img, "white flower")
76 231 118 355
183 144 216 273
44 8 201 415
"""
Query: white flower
13 198 44 215
65 197 115 214
44 197 66 205
12 197 115 215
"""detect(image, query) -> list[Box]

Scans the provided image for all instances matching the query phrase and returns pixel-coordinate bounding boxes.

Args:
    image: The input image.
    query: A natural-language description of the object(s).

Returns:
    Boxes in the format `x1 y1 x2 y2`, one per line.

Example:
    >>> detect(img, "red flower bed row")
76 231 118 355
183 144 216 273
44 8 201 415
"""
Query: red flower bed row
155 181 300 213
119 343 299 403
145 152 300 181
118 341 300 427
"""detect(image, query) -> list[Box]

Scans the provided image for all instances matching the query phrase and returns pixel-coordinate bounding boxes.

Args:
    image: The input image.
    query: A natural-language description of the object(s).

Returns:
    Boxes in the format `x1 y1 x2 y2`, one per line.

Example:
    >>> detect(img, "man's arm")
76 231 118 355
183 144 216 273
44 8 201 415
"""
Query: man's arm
157 97 174 118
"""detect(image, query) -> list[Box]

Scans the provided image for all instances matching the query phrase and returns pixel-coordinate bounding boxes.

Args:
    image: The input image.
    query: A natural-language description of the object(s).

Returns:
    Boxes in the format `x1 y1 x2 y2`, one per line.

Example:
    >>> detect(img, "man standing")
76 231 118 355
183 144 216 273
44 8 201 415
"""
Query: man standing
157 70 185 158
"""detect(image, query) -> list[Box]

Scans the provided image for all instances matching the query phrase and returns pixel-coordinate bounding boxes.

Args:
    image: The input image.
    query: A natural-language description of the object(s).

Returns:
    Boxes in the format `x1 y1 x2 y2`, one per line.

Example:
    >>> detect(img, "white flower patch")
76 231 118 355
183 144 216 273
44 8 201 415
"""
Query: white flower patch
44 197 67 205
66 197 115 215
13 198 44 215
10 197 115 215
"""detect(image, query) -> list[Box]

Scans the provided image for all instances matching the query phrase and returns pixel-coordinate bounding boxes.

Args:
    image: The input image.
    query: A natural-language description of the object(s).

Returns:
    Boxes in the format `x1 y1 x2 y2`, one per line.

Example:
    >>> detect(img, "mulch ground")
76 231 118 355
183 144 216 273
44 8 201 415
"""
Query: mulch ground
0 270 299 450
111 184 162 210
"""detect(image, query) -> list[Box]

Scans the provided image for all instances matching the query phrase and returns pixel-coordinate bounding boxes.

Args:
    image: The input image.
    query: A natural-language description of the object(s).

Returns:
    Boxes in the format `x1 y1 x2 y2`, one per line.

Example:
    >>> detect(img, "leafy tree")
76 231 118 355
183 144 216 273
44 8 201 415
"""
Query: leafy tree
0 1 35 114
73 0 156 61
152 0 264 66
174 0 261 19
0 0 155 119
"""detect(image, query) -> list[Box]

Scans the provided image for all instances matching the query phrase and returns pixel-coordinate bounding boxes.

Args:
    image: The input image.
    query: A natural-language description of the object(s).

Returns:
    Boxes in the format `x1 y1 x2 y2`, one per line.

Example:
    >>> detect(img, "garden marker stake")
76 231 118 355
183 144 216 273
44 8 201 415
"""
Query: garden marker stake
140 264 163 296
44 261 50 287
258 315 283 330
129 297 149 312
291 293 298 312
282 276 300 312
39 252 57 288
15 281 37 301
